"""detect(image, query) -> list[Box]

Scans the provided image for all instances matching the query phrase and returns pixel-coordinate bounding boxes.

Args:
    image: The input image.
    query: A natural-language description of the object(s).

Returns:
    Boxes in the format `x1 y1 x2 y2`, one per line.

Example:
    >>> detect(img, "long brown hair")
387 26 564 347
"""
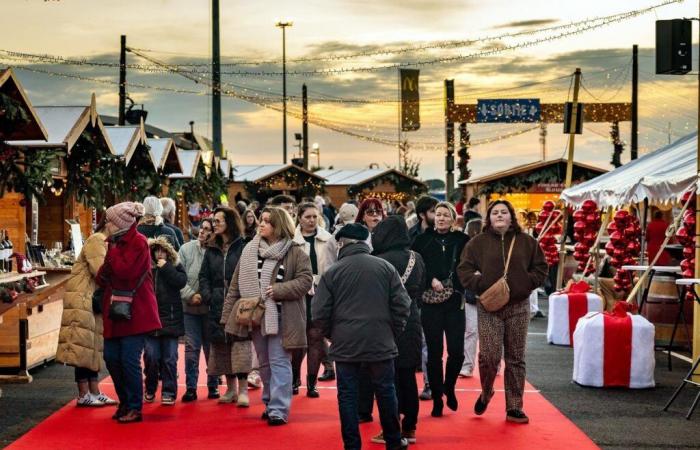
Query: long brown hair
213 206 244 246
483 199 522 234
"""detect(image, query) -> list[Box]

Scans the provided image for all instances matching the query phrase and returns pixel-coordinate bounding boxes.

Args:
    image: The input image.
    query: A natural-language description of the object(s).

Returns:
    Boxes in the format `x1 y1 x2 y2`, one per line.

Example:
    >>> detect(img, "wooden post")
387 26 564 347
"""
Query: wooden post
556 68 582 290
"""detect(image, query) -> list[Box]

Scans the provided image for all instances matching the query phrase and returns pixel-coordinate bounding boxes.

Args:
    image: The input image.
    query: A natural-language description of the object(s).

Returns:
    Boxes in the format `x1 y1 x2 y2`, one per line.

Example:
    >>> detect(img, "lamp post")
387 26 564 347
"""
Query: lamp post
276 19 293 164
311 142 320 168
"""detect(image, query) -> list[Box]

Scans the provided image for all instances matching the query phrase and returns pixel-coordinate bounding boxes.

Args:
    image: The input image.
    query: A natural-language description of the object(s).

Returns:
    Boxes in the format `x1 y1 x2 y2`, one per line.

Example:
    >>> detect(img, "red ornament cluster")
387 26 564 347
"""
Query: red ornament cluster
536 200 562 266
572 200 601 275
676 191 697 302
604 210 641 293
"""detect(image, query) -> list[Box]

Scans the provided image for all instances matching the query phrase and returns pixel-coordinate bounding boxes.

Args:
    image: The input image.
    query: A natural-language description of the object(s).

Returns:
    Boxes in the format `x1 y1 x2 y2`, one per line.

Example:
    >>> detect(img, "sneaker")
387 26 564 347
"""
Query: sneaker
77 393 105 407
533 311 545 319
267 416 287 426
207 388 220 400
419 385 432 401
506 409 530 424
144 393 156 403
182 388 197 402
161 395 176 406
474 393 491 416
401 430 416 444
95 392 118 405
371 432 385 444
458 370 473 378
117 410 142 424
247 371 262 389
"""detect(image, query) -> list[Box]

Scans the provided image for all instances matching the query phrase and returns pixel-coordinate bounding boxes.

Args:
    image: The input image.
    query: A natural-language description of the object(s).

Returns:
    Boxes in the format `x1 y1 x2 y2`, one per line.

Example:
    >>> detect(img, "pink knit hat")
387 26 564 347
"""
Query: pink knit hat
106 202 145 231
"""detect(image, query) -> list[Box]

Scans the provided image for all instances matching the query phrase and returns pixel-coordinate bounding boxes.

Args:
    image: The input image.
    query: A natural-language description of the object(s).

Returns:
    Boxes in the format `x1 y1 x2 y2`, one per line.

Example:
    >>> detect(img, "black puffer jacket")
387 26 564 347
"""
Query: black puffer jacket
199 236 245 344
372 216 426 369
148 237 188 337
411 228 469 309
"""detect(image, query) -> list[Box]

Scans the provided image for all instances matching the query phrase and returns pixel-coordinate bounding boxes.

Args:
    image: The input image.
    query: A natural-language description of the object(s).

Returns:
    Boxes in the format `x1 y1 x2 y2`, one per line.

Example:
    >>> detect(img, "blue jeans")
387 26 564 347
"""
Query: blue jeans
144 336 179 398
184 313 218 390
252 328 292 421
336 360 402 450
104 334 146 412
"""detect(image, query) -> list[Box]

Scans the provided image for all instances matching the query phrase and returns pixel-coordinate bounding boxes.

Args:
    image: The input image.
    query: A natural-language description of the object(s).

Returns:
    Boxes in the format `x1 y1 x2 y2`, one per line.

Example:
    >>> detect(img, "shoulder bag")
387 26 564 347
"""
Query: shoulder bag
479 236 516 312
422 240 459 305
108 271 149 321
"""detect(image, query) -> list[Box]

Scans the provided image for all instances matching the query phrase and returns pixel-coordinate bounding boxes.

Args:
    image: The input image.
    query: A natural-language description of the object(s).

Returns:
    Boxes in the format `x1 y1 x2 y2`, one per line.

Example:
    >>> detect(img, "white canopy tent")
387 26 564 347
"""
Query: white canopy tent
560 132 697 208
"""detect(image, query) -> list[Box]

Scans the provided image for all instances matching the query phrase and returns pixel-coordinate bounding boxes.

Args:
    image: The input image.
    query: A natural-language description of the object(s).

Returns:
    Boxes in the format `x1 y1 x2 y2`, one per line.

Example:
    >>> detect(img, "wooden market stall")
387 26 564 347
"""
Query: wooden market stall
147 137 183 176
168 149 203 234
316 168 427 206
229 164 325 204
459 158 607 220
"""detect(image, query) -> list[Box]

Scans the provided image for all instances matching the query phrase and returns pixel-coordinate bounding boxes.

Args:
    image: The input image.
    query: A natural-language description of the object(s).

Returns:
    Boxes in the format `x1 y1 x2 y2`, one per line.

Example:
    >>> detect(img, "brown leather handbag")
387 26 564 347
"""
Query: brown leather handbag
479 236 516 312
234 296 266 328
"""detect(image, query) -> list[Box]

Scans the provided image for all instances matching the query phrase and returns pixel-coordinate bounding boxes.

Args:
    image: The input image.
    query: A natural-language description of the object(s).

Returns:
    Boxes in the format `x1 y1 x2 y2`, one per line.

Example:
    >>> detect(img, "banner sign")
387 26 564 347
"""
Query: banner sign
400 69 420 131
477 99 541 123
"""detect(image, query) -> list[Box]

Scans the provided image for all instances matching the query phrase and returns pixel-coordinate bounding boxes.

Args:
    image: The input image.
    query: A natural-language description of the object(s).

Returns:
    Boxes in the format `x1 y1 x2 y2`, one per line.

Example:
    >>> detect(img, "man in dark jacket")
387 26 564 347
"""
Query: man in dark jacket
312 223 411 450
408 195 438 244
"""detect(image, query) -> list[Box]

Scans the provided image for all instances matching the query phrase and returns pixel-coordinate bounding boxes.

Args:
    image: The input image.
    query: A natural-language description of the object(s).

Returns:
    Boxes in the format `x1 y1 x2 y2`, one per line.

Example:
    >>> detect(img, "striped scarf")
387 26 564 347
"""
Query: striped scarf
238 235 291 335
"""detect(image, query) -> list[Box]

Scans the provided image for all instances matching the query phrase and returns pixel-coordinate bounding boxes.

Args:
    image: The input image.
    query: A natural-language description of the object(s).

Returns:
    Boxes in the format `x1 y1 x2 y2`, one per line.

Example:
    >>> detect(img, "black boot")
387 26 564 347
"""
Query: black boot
292 377 301 395
307 375 320 398
318 367 335 381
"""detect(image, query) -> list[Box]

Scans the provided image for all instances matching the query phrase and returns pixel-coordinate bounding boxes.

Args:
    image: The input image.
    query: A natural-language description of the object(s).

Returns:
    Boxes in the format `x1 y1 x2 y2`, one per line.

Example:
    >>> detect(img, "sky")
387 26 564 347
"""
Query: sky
1 0 698 184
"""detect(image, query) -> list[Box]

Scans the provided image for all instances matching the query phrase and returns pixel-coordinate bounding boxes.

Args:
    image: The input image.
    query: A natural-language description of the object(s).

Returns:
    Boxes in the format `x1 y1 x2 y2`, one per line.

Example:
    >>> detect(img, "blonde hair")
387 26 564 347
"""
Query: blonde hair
262 206 295 240
434 201 457 220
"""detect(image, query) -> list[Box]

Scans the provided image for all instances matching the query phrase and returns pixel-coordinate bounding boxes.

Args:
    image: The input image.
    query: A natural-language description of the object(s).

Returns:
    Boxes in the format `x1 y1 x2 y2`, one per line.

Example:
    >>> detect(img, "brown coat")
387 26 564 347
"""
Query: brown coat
457 229 548 304
56 233 106 372
223 243 312 350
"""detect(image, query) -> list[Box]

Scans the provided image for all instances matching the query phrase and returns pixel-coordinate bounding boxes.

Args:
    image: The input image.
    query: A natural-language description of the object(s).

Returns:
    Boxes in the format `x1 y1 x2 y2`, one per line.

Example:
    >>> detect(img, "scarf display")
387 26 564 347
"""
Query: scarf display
238 234 292 335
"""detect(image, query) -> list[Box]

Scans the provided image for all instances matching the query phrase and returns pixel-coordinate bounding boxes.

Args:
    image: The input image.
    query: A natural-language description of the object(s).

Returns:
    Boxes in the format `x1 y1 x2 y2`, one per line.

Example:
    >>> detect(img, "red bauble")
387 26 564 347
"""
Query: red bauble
681 258 695 273
605 241 616 257
582 200 597 213
573 210 585 222
683 246 695 259
539 235 555 246
624 225 638 238
686 291 697 303
574 221 587 232
535 222 545 235
683 211 696 231
623 256 637 266
610 257 623 268
627 241 641 256
542 201 555 212
613 210 630 225
681 191 696 205
585 213 599 226
682 268 695 278
548 224 562 235
676 227 692 246
538 210 551 222
609 231 626 246
574 242 590 253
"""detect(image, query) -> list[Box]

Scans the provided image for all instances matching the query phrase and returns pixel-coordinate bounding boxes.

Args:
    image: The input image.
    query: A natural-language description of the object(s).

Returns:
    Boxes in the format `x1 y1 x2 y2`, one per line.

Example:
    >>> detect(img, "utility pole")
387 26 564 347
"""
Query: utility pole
276 20 293 164
631 44 639 160
444 80 455 201
212 0 223 158
118 35 126 126
302 84 309 170
556 67 582 290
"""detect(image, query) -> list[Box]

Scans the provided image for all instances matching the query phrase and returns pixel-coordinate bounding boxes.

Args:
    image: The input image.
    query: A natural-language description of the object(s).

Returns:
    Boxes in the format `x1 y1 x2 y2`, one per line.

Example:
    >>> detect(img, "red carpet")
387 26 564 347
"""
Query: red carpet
6 345 599 450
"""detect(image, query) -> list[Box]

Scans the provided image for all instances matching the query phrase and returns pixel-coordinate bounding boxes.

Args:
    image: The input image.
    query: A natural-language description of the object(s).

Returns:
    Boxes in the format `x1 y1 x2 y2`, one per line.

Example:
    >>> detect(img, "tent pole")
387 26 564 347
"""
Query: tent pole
694 0 700 375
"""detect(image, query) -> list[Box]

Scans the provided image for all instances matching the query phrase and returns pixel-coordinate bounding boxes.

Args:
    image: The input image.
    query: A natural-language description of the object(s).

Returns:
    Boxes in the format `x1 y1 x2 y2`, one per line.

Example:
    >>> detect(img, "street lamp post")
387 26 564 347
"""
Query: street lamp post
276 19 293 164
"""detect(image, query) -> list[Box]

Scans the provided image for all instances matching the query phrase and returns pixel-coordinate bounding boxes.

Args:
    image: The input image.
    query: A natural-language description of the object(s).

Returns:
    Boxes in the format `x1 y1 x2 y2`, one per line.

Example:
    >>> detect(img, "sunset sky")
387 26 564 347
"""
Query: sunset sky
2 0 698 183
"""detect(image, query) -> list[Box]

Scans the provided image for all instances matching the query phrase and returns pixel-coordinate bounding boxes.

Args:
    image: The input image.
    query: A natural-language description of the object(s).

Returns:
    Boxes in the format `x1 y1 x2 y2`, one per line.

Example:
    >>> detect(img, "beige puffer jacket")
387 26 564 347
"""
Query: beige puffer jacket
56 232 106 372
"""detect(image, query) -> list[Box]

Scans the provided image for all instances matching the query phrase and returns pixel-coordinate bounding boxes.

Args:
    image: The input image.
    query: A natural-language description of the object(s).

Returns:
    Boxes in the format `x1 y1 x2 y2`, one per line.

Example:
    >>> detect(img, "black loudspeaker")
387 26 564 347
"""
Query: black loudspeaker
563 102 583 135
656 19 692 75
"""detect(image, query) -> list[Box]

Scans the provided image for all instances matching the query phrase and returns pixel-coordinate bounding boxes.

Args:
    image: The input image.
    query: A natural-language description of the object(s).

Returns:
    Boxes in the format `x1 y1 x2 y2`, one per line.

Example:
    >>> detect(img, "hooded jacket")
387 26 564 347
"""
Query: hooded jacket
312 241 411 362
199 235 245 344
137 216 180 251
372 216 426 368
148 237 188 337
457 228 548 304
97 224 162 339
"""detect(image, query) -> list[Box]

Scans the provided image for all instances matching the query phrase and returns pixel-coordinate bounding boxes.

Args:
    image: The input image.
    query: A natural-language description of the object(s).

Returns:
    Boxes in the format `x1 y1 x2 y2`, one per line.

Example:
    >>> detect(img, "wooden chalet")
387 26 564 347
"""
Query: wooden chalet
316 168 427 206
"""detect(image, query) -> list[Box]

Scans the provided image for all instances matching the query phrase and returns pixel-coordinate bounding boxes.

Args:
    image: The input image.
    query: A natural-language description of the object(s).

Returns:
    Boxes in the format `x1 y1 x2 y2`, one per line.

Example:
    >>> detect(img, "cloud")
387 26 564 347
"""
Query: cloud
493 19 559 29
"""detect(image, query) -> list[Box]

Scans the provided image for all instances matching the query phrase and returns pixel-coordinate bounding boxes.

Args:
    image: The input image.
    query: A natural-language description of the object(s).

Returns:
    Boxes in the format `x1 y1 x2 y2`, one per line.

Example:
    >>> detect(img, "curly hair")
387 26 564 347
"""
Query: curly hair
483 199 522 234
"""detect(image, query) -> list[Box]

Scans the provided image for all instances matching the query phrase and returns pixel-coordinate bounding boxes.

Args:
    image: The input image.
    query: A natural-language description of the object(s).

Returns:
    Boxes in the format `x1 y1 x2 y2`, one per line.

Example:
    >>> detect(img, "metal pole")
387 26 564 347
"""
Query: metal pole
302 84 309 170
445 80 455 200
556 68 582 290
282 27 288 164
631 44 639 160
118 35 126 126
212 0 223 158
398 69 402 168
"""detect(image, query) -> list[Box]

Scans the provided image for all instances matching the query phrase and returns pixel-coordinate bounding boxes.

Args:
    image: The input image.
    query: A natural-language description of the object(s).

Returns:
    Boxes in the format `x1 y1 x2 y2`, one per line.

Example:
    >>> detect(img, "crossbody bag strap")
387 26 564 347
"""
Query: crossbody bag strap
401 251 416 284
503 236 516 279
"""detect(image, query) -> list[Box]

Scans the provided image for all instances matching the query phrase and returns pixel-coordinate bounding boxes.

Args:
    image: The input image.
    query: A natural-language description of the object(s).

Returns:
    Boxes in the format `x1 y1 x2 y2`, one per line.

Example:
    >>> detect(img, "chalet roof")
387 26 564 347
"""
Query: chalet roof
232 164 325 183
147 137 182 174
105 122 152 168
169 149 201 179
315 168 425 187
0 67 48 141
457 158 607 185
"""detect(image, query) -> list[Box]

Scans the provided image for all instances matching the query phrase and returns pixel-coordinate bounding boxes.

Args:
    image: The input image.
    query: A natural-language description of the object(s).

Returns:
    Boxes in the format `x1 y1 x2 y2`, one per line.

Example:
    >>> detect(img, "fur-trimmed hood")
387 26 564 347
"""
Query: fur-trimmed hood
148 236 179 264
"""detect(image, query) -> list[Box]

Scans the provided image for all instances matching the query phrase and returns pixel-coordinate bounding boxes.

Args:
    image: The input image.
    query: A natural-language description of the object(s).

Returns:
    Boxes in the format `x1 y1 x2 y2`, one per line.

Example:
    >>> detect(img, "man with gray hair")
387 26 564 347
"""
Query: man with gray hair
160 197 185 246
312 223 411 450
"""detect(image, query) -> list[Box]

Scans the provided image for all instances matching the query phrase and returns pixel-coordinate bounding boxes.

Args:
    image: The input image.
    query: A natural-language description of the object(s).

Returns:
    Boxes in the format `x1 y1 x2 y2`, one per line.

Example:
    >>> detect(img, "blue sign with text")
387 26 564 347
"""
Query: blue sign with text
476 99 541 123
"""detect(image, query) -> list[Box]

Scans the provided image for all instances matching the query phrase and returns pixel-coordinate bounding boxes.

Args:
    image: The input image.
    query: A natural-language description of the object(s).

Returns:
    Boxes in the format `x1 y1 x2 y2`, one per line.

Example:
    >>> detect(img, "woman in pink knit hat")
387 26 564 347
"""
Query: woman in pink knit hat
97 202 162 423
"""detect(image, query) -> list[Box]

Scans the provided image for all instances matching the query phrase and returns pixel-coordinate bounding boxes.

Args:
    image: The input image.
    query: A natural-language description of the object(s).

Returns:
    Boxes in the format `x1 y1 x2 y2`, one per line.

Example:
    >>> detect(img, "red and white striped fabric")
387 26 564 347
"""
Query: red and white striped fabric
546 282 603 346
572 303 655 389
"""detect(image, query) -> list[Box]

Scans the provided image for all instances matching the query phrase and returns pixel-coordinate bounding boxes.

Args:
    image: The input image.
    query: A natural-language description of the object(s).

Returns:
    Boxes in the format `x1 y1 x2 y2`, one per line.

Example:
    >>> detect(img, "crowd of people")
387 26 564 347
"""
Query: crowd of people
56 192 548 450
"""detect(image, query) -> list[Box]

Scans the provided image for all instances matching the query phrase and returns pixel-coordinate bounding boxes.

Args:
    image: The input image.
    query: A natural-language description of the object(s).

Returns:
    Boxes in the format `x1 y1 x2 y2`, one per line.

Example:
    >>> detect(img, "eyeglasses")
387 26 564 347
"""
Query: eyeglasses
365 209 381 216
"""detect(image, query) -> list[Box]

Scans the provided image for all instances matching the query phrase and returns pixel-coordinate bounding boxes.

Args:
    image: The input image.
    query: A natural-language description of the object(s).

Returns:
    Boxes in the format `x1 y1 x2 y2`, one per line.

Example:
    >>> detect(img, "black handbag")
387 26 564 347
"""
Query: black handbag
108 271 148 321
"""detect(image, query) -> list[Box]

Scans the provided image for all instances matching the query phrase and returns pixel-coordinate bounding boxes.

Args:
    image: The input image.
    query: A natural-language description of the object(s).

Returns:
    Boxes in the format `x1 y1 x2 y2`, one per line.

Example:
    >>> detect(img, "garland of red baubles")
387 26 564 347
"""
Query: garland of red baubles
676 190 697 302
536 201 562 266
604 210 641 294
572 200 602 276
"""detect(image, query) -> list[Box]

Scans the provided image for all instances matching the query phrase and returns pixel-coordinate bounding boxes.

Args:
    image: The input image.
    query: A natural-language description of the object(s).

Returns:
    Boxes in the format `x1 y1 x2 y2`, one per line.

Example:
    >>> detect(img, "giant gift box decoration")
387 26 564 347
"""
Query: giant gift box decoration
572 200 601 275
536 200 562 267
573 302 655 388
547 280 604 346
604 210 641 295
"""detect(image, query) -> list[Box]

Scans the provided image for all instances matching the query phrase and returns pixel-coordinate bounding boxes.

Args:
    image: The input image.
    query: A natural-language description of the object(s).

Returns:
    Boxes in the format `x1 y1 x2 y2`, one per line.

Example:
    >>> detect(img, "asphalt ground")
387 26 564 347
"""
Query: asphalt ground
1 297 699 449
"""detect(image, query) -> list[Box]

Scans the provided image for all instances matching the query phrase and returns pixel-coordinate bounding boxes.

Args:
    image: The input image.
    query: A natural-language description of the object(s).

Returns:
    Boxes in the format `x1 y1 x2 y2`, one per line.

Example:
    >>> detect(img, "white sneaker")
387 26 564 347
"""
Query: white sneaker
247 371 262 389
459 370 473 378
77 393 105 407
95 392 118 405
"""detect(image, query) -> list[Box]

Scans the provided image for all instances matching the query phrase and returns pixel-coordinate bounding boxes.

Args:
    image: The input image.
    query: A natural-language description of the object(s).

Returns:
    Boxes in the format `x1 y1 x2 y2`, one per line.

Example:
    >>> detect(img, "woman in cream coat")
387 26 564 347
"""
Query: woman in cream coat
57 219 117 407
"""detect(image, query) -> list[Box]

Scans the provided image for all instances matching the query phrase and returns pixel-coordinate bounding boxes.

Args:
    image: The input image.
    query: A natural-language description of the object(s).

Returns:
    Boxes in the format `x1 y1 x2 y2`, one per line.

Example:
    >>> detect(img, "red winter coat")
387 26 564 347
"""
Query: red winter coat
97 224 162 339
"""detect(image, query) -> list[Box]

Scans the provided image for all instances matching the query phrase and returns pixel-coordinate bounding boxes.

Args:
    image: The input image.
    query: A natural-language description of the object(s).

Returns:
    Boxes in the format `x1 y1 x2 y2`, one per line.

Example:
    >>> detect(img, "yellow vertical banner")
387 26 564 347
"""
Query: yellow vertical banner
400 69 420 131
